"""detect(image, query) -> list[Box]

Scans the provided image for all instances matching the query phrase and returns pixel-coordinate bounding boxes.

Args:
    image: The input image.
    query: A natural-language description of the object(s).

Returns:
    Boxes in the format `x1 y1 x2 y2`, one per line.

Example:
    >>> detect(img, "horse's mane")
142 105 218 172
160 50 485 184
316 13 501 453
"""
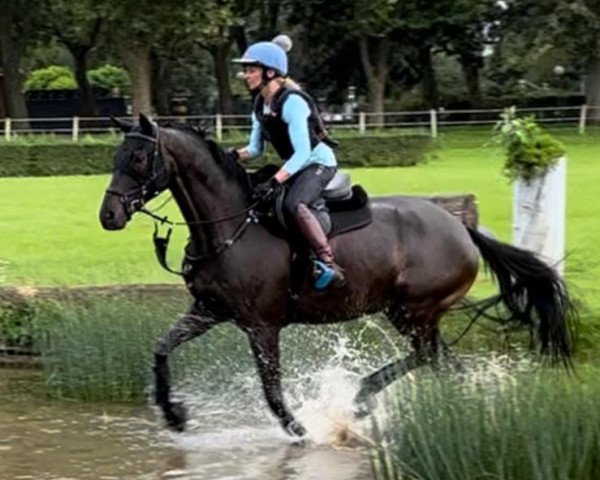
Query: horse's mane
165 123 253 195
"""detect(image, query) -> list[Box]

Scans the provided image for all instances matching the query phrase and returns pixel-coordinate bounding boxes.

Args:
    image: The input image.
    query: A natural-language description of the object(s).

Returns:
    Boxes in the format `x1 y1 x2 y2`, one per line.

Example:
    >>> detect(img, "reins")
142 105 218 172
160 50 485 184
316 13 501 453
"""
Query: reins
110 124 262 276
138 200 260 226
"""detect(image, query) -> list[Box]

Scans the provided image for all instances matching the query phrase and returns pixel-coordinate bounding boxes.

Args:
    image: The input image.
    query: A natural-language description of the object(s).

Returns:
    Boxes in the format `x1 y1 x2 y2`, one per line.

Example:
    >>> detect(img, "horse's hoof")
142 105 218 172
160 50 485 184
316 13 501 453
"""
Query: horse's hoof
353 388 369 407
165 401 187 432
284 420 307 438
353 403 370 419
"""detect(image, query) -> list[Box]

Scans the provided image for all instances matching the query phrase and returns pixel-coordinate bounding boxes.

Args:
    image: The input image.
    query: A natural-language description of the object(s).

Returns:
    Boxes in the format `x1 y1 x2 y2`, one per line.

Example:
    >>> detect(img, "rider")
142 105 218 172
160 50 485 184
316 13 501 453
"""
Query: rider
229 37 346 289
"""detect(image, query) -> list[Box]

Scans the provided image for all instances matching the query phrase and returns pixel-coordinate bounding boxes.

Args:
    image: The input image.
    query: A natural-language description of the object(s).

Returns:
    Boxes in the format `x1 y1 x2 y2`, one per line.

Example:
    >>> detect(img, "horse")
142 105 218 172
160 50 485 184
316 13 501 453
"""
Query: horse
99 113 576 438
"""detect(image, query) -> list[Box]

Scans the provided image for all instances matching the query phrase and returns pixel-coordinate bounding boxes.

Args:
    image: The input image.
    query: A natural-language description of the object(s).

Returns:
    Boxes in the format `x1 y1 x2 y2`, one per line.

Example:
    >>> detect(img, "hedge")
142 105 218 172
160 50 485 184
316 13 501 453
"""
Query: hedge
0 135 431 177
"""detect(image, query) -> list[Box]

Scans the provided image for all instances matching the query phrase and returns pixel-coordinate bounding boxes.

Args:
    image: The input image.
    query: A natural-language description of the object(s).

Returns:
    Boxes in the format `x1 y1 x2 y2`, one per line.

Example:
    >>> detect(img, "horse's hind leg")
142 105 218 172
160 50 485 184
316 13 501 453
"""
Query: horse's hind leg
154 300 219 432
247 325 306 438
354 307 442 407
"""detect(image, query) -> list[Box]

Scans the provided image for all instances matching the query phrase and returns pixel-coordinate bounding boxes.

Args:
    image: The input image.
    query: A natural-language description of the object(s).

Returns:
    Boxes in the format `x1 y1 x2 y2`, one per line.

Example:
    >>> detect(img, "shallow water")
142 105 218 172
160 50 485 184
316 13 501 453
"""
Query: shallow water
0 368 373 480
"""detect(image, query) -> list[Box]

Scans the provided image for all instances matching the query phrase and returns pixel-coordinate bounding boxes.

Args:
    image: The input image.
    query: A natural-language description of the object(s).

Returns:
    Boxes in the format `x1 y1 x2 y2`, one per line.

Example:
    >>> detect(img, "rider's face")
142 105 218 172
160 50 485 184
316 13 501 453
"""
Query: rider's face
243 66 263 90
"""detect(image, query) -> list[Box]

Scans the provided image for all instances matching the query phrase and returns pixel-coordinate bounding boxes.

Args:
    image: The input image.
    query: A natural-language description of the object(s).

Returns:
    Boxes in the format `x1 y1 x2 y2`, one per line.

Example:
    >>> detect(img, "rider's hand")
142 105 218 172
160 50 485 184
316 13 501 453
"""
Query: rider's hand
224 148 240 163
253 177 282 203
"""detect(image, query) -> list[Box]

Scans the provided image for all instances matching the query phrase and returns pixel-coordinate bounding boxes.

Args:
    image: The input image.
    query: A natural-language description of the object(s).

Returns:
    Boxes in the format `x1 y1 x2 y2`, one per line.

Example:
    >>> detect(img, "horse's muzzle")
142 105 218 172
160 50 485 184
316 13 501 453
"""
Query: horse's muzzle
99 196 128 230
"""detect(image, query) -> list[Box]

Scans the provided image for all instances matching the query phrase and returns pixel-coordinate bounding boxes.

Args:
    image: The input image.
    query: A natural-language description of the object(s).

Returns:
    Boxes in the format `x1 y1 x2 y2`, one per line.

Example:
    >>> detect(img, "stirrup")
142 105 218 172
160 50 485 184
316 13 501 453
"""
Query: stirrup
313 260 342 290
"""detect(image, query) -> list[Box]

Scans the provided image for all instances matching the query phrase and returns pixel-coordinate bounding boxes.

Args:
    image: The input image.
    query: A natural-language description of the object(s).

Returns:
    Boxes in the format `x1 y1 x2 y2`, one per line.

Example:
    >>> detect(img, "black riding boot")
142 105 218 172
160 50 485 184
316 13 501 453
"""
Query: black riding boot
295 203 346 288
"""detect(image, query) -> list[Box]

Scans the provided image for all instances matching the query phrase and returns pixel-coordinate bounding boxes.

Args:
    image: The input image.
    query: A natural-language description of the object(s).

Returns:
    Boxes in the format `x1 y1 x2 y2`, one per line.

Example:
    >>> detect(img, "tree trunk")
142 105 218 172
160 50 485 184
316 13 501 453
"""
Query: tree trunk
121 42 153 116
230 25 248 56
151 52 171 116
367 78 385 126
418 46 439 108
459 53 481 106
212 43 234 116
585 57 600 123
71 48 95 117
359 37 389 126
0 11 29 128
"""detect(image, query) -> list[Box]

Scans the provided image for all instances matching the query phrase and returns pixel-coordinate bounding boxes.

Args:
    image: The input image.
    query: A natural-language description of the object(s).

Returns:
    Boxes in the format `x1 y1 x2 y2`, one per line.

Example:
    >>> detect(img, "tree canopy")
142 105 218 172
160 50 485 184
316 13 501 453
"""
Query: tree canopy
0 0 591 118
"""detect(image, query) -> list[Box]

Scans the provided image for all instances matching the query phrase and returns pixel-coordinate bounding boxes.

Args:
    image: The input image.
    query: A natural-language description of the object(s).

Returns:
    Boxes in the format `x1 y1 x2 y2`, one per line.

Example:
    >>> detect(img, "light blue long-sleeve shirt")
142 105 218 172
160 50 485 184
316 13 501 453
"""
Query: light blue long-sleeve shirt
244 93 336 176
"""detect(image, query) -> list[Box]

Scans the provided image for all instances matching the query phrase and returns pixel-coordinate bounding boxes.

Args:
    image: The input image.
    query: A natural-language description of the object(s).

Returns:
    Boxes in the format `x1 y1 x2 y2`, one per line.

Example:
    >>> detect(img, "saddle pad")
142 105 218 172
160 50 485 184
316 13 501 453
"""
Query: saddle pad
327 185 372 237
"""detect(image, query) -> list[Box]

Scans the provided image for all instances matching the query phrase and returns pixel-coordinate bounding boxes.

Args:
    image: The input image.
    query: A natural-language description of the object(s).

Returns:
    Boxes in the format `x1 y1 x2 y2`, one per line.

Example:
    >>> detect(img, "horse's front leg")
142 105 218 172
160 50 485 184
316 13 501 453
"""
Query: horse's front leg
248 326 306 438
154 300 218 432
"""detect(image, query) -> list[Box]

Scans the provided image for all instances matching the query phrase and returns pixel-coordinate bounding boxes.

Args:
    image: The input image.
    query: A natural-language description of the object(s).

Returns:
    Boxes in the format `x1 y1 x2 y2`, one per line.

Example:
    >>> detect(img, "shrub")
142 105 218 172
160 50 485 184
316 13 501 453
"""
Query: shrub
0 134 431 177
25 65 77 90
88 64 131 95
494 106 566 181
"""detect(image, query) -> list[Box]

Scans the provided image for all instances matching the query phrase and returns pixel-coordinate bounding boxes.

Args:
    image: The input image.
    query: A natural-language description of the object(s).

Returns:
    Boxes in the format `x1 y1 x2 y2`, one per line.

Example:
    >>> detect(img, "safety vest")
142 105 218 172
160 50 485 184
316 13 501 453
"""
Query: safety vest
253 87 337 160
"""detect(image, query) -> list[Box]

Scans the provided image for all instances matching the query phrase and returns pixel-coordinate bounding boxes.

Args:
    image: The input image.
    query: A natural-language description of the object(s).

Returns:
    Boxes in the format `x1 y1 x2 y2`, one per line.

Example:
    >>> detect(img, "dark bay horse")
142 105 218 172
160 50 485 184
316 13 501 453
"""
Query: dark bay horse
99 114 576 437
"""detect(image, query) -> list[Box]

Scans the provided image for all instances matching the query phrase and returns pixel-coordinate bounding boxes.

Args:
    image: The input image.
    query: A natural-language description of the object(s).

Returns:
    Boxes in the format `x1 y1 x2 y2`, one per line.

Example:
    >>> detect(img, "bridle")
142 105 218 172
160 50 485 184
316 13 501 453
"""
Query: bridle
105 125 262 273
106 127 259 225
104 129 168 220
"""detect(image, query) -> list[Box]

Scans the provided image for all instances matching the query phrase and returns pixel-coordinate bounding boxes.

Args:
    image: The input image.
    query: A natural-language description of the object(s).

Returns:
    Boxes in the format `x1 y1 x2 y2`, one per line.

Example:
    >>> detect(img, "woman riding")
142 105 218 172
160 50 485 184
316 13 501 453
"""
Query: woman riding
229 37 345 289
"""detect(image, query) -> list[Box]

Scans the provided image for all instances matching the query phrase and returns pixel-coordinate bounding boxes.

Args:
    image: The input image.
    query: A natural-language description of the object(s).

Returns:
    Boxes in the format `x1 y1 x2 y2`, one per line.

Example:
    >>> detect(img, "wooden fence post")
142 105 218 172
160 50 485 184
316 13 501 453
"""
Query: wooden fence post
430 109 438 138
358 112 366 135
72 116 80 142
579 104 588 135
215 114 223 141
4 118 10 141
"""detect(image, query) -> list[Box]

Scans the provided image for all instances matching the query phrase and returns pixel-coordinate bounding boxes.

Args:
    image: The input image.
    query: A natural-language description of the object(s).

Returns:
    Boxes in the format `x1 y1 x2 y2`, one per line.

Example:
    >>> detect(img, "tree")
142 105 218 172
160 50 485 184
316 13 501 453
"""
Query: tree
289 0 397 124
101 0 169 115
289 0 494 121
191 0 262 116
500 0 600 118
553 0 600 120
43 0 106 116
437 0 502 106
0 0 45 125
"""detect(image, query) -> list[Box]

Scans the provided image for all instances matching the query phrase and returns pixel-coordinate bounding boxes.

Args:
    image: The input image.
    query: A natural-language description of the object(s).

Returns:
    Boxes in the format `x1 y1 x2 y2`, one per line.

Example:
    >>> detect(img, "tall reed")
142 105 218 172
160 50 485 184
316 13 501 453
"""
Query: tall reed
370 363 600 480
29 296 252 401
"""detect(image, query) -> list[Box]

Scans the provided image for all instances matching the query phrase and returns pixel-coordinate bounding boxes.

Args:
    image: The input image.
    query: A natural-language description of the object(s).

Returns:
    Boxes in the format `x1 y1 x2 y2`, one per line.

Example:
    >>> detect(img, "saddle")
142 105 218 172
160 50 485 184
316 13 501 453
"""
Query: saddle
249 165 372 238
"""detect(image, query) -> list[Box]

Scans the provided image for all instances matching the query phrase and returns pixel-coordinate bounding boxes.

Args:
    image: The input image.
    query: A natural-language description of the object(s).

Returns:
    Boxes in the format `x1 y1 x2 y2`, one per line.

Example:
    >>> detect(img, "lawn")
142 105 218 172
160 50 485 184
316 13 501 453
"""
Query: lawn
1 129 598 294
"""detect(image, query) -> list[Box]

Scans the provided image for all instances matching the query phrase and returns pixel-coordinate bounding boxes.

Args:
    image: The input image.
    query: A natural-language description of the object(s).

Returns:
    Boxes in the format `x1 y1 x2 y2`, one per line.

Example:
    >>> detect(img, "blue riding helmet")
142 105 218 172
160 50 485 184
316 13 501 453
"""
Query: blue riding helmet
233 42 288 76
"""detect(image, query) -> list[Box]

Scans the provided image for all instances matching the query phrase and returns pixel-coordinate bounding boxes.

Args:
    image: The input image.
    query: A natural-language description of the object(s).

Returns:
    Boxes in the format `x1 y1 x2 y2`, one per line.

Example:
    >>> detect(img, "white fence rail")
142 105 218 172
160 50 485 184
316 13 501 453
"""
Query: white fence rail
1 105 599 142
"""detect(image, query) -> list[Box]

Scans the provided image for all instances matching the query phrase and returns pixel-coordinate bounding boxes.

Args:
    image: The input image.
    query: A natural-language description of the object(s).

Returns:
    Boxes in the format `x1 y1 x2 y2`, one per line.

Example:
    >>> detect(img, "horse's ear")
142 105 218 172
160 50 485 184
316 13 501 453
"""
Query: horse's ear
139 113 156 137
110 115 133 133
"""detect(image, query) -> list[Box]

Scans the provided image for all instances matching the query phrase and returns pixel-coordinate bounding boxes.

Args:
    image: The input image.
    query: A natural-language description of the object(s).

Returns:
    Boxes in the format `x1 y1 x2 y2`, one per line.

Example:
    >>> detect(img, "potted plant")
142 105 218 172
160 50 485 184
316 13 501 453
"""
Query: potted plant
494 106 567 274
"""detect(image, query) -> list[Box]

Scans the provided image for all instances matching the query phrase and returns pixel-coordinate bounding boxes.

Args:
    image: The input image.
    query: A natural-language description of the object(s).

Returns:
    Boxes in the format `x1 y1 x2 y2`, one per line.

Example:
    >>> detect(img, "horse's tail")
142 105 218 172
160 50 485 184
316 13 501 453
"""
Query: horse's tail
466 226 577 366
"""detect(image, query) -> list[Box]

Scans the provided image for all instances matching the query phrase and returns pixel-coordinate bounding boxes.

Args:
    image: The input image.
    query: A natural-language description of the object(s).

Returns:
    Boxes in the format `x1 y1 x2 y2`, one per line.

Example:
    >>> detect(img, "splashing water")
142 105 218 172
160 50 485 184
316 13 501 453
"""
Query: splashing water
171 326 395 451
169 319 538 451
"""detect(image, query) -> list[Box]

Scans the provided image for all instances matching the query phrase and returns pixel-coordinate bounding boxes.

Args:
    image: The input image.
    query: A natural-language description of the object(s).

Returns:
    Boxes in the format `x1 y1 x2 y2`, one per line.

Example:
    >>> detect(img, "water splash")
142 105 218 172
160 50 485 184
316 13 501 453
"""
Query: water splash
172 325 397 450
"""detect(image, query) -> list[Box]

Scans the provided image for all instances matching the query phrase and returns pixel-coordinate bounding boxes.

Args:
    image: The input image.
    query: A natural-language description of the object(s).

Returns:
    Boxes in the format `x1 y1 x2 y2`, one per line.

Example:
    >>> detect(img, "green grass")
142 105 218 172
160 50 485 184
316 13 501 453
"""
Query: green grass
1 129 599 354
370 367 600 480
1 129 598 288
2 130 599 335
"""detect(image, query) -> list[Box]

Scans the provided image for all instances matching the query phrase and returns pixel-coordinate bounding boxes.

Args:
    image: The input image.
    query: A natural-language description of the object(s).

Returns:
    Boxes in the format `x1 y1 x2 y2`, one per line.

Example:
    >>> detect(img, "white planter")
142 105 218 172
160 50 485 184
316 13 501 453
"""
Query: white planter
512 156 566 275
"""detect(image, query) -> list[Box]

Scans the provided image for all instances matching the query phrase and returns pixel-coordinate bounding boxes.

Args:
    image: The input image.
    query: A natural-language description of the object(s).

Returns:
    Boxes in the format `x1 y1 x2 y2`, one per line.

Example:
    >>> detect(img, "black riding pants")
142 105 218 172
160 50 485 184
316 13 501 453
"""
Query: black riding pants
282 164 336 217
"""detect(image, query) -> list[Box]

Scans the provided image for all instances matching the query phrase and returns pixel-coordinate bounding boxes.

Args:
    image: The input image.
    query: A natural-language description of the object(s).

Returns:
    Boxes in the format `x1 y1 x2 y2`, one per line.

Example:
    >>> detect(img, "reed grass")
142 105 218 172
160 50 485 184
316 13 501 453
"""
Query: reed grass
26 295 257 401
370 366 600 480
23 294 402 402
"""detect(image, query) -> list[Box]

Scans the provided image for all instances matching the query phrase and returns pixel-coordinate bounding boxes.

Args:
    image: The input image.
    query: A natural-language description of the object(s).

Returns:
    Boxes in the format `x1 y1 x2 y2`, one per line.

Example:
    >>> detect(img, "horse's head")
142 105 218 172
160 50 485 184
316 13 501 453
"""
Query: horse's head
99 113 170 230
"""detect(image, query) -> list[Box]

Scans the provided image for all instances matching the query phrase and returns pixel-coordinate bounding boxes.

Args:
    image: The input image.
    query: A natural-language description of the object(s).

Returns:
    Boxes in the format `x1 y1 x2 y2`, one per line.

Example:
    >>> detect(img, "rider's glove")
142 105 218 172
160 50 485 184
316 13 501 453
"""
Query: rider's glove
224 148 240 164
253 177 282 203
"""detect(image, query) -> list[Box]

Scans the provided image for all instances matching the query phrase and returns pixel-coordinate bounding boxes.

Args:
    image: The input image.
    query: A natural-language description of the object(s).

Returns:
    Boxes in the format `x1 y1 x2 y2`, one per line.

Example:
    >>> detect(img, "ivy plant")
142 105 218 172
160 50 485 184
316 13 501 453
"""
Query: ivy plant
494 107 566 182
